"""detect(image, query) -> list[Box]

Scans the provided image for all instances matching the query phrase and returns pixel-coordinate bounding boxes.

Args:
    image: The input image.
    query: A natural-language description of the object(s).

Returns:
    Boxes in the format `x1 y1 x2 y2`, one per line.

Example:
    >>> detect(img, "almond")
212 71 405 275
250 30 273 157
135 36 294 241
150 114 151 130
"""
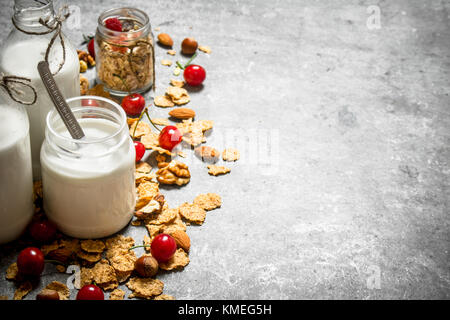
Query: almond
169 230 190 252
194 146 220 162
157 33 173 47
169 108 196 120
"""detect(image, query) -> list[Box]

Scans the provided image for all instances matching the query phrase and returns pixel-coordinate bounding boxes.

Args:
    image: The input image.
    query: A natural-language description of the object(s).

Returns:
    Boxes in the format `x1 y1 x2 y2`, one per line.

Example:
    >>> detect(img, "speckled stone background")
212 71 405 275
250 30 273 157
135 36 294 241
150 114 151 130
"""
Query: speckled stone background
0 0 449 299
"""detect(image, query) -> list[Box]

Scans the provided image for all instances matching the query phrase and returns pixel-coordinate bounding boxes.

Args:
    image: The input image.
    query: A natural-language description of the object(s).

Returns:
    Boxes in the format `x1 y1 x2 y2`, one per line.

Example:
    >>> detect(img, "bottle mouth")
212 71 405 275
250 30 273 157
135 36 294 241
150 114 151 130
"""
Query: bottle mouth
45 96 129 158
13 0 55 30
97 7 151 39
14 0 52 11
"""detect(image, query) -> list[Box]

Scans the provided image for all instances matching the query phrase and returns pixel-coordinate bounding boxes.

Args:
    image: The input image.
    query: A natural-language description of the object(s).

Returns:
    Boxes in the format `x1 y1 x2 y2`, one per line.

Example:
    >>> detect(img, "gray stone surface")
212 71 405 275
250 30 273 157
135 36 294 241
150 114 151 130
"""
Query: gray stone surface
0 0 449 299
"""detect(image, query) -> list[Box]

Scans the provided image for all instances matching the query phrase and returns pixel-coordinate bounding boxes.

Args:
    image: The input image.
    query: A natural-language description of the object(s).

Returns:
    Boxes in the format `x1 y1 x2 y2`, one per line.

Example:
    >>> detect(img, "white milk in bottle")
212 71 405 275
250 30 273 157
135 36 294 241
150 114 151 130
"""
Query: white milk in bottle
41 97 136 239
0 98 34 244
0 0 80 179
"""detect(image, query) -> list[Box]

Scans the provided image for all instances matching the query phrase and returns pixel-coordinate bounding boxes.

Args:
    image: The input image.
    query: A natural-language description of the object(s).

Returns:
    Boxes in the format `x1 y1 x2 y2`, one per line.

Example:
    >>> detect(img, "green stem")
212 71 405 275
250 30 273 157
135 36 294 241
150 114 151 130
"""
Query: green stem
176 52 198 70
128 244 151 251
145 109 161 132
132 107 147 139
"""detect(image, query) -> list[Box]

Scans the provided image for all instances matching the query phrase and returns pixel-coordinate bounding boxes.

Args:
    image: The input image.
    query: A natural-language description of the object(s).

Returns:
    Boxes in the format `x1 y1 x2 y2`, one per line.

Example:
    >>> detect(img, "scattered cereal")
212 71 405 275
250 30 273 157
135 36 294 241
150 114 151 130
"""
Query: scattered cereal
193 193 222 211
166 86 190 105
80 240 105 253
154 95 175 108
222 148 240 161
137 181 160 199
129 121 151 138
207 165 231 176
178 203 206 225
151 118 169 126
90 259 118 290
136 161 152 173
170 79 185 88
109 289 125 300
173 66 181 76
159 248 190 271
161 59 172 66
0 296 8 300
154 294 175 300
13 281 32 300
45 281 70 300
145 206 178 225
126 277 164 299
167 50 176 55
141 132 160 149
198 45 211 53
5 263 18 280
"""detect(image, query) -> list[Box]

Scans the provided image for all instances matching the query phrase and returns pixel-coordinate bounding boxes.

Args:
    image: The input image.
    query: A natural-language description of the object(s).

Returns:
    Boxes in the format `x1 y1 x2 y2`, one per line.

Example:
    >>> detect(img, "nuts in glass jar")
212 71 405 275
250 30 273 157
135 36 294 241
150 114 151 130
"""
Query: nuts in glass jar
95 8 155 95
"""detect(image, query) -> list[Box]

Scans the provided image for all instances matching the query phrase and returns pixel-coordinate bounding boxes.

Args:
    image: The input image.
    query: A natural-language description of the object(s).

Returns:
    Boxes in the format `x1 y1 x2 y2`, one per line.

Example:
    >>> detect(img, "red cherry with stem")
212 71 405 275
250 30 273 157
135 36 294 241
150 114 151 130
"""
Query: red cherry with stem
183 64 206 86
87 38 95 59
29 220 57 243
104 18 122 32
17 247 45 276
158 126 182 151
121 93 145 116
76 284 104 300
134 141 145 162
151 234 177 262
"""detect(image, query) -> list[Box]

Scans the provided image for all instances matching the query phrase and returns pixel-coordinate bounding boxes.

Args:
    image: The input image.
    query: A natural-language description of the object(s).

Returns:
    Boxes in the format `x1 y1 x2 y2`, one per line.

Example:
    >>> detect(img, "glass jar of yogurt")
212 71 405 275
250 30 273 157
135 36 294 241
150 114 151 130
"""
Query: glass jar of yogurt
41 96 136 239
0 0 80 179
95 7 155 96
0 95 34 244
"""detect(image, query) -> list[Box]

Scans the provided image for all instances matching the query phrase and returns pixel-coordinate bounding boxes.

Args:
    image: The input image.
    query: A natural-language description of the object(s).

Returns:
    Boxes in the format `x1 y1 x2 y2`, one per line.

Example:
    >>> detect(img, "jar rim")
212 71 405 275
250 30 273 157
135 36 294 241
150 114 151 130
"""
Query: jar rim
97 7 150 37
45 95 127 146
14 0 52 12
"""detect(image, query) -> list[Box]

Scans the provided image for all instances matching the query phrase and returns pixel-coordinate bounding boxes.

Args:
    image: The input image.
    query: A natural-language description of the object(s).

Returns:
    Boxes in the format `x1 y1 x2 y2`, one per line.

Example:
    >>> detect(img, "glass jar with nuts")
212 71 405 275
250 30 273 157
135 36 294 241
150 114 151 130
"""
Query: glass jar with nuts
95 7 155 96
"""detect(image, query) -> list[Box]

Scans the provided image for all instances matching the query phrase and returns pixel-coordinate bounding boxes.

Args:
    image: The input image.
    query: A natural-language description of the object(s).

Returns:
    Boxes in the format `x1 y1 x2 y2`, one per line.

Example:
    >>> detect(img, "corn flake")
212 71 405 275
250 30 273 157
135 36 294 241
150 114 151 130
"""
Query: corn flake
178 203 206 225
159 248 190 271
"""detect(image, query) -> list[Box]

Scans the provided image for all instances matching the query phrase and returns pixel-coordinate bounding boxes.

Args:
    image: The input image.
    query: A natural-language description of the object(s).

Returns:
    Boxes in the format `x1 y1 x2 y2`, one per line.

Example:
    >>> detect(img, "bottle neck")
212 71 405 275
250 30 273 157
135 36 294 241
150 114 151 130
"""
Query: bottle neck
12 0 56 33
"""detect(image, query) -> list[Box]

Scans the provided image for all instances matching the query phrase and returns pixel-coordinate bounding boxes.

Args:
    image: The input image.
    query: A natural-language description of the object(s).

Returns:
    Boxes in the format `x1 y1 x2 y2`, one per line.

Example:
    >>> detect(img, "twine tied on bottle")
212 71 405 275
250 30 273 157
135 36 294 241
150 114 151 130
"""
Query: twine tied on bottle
0 73 37 105
12 5 70 75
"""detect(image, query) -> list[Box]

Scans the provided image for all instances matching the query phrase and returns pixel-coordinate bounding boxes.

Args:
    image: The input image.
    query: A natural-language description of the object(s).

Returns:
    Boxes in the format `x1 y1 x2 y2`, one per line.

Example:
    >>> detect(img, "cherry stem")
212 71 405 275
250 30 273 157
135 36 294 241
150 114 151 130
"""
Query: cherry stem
176 52 198 70
132 105 161 139
128 244 151 251
45 259 68 267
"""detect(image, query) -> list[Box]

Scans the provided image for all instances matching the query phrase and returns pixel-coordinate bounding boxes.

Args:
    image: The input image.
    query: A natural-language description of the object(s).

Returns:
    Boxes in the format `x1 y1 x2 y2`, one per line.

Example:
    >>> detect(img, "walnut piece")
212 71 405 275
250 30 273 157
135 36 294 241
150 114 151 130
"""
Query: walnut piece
156 160 190 186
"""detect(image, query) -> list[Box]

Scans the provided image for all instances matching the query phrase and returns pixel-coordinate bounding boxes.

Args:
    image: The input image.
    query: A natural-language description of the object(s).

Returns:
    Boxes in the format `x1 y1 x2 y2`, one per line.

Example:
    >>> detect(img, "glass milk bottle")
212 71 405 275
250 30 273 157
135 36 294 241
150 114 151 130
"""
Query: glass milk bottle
0 94 34 244
41 96 136 239
0 0 80 179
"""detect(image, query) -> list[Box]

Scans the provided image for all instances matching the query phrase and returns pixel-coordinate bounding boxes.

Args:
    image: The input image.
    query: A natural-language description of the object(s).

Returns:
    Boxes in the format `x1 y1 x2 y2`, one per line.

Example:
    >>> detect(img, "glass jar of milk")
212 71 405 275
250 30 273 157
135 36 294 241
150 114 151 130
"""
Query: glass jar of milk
41 96 136 239
0 0 80 179
0 95 34 244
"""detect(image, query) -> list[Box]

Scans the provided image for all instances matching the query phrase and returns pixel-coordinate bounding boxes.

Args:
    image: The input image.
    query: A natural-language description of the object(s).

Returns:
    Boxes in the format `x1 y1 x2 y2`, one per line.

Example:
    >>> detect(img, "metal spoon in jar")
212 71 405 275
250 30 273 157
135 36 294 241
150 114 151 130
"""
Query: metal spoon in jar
37 61 85 140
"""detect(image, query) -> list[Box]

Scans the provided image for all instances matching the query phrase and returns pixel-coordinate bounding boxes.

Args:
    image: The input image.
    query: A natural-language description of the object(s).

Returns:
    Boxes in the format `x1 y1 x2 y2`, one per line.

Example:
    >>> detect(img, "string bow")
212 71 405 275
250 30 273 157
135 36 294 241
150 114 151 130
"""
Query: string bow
0 74 37 105
12 5 71 75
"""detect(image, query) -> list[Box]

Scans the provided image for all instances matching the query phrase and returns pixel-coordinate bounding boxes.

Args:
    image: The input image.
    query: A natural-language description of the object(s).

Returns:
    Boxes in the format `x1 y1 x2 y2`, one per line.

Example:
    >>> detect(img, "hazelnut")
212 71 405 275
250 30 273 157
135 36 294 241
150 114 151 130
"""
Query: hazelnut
36 289 60 300
134 255 159 277
181 37 198 55
157 33 173 47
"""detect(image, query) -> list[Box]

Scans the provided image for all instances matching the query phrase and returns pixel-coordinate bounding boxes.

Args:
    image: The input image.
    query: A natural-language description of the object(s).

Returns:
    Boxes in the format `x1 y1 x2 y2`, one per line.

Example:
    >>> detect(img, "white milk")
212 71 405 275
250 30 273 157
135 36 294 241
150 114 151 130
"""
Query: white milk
0 103 34 244
41 118 136 239
0 37 80 179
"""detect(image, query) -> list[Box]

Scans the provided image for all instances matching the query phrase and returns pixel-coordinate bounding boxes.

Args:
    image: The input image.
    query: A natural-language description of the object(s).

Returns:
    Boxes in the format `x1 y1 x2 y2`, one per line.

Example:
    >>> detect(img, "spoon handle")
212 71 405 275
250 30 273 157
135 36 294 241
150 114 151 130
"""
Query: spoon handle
37 61 85 140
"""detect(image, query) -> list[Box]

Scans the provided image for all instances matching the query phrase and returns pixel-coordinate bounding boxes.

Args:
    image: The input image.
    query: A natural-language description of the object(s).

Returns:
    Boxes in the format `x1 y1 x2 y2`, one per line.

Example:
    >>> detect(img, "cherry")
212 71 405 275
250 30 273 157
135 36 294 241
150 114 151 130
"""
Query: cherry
29 220 57 243
87 38 95 59
81 99 99 107
158 126 182 151
150 234 177 263
17 247 45 277
76 284 104 300
183 64 206 86
134 141 145 162
104 18 122 32
121 93 145 116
